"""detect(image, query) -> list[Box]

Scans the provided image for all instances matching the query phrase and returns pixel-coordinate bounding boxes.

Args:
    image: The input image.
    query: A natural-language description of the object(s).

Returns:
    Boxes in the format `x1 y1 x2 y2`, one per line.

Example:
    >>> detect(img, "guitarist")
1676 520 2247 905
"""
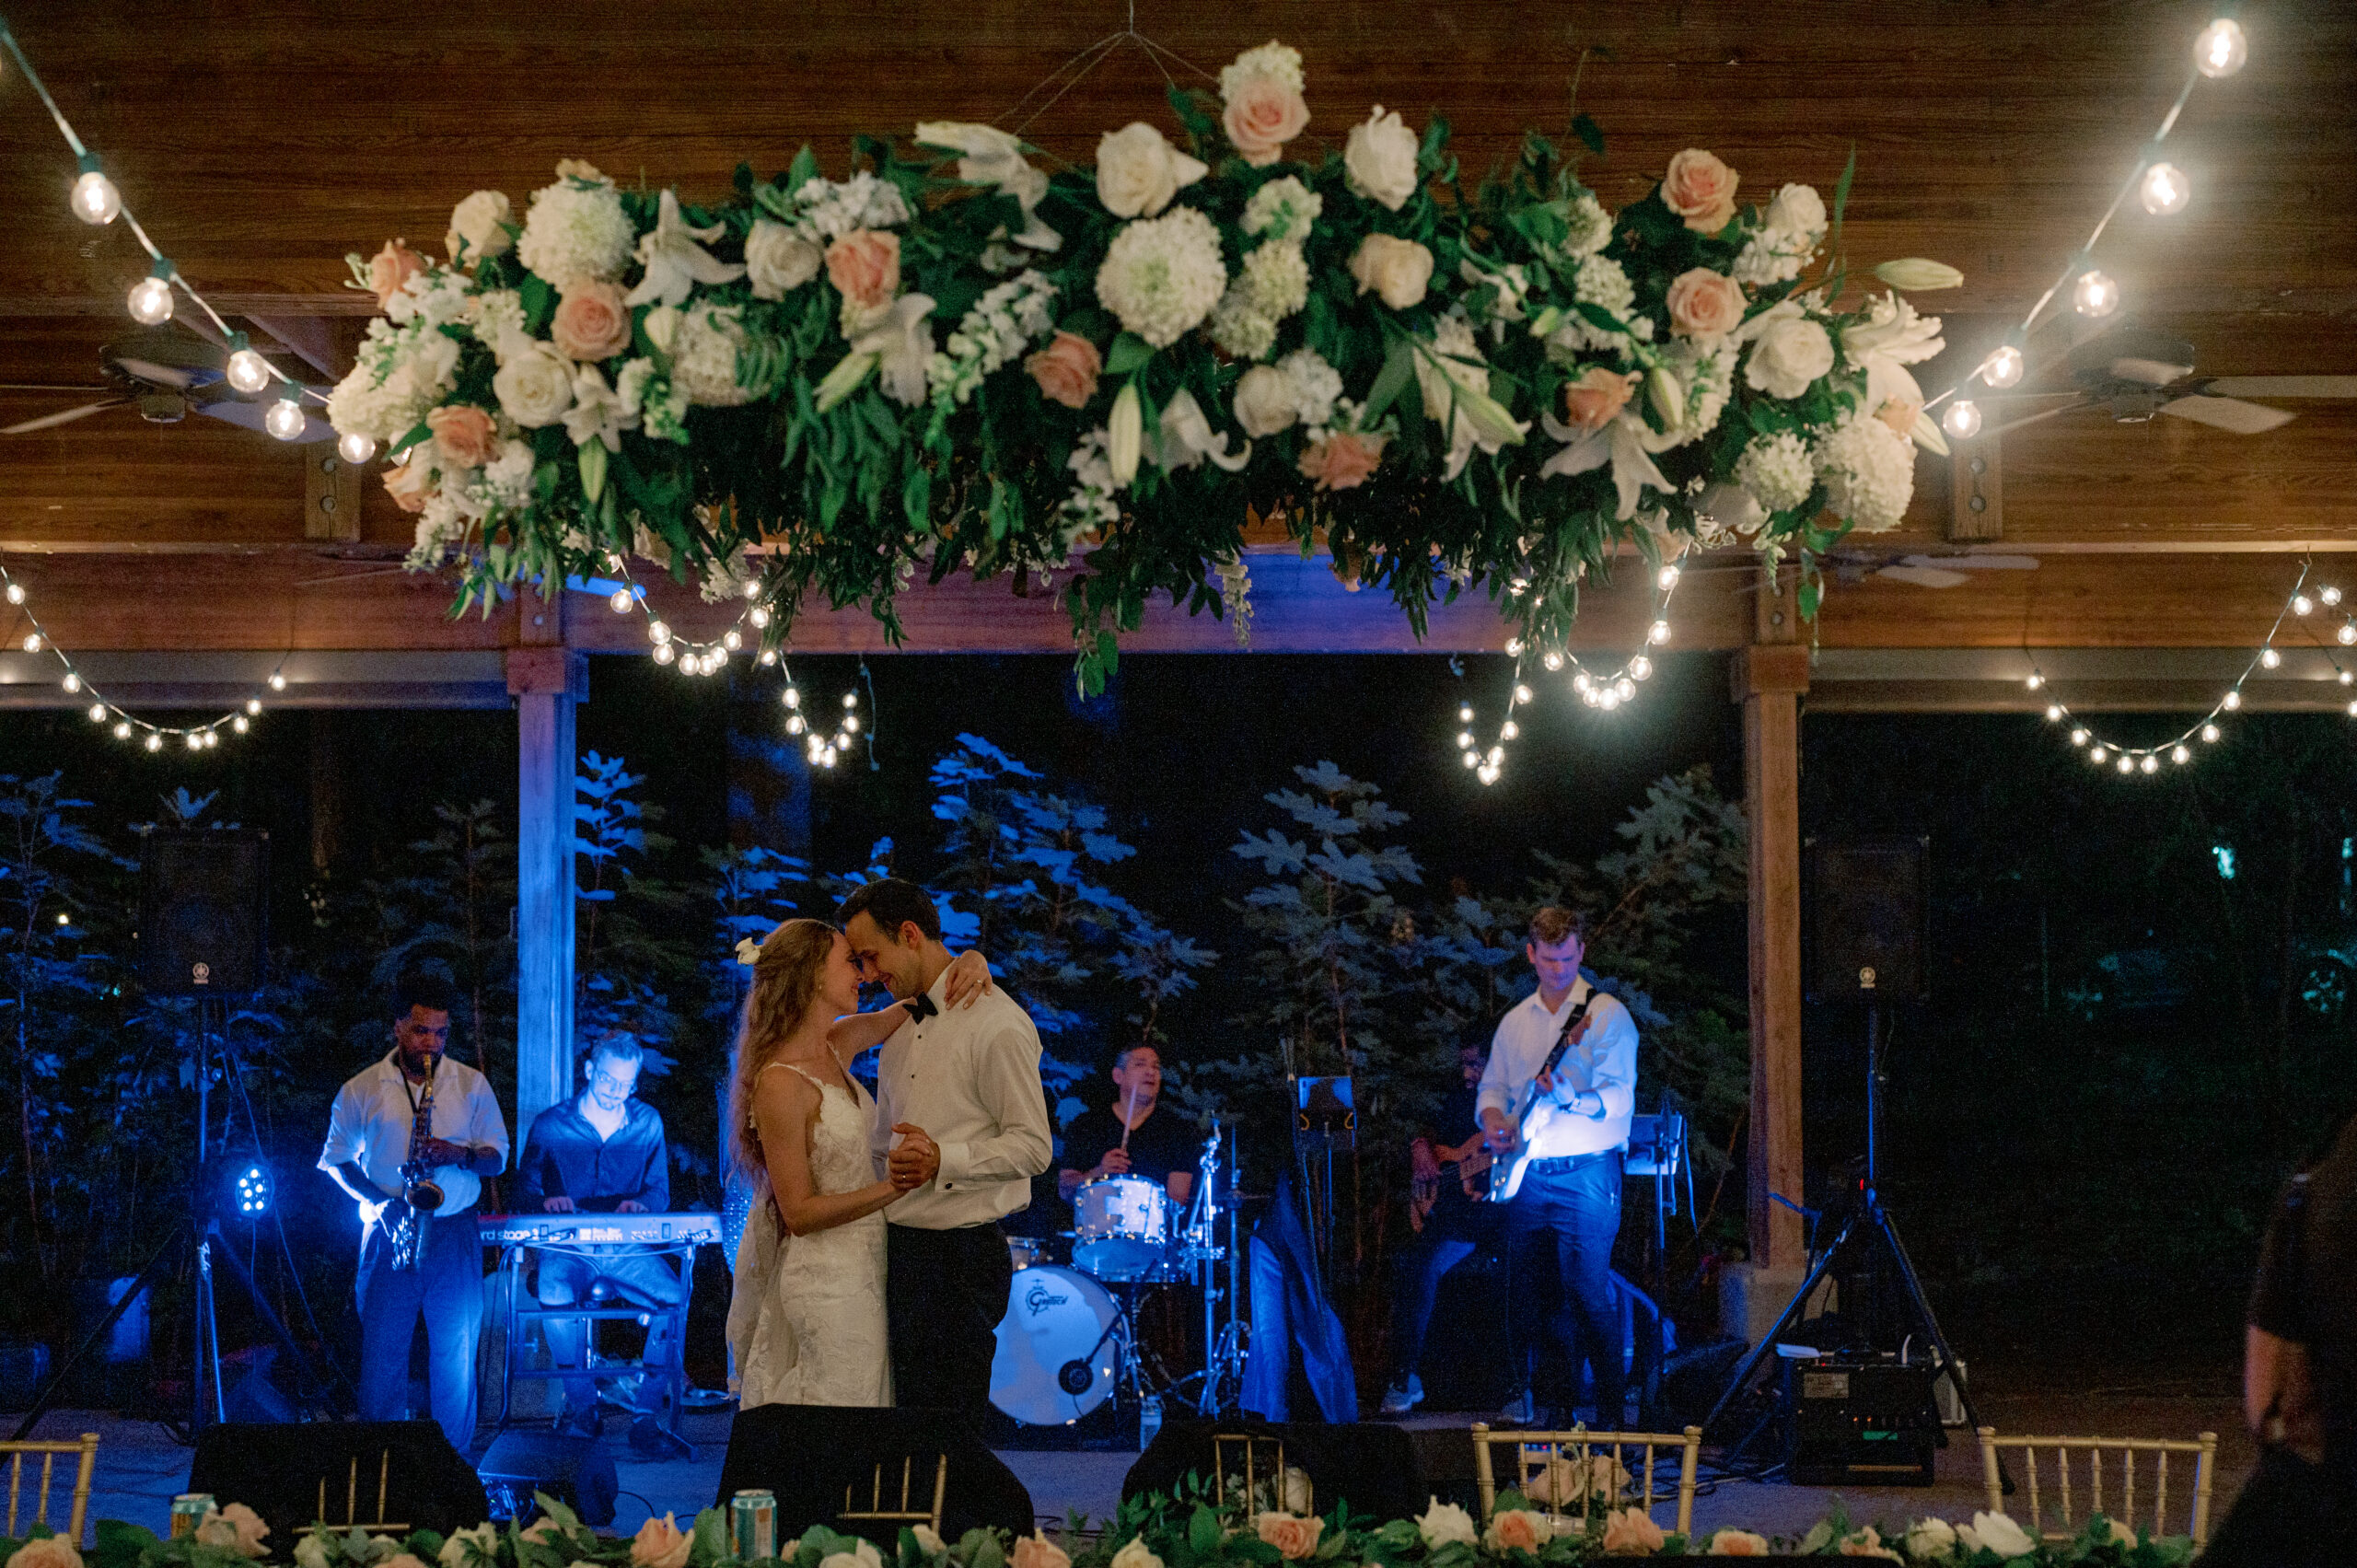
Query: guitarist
1379 1037 1500 1415
1477 906 1638 1426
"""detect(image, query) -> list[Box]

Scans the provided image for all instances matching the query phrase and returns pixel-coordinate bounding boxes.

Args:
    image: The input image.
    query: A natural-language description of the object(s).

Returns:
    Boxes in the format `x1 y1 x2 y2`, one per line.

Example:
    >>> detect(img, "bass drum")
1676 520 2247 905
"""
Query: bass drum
988 1264 1119 1426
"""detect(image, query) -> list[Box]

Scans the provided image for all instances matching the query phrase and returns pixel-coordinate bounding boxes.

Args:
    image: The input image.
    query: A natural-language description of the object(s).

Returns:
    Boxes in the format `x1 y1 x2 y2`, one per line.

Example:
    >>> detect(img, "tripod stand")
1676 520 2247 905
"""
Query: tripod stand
1702 999 2003 1486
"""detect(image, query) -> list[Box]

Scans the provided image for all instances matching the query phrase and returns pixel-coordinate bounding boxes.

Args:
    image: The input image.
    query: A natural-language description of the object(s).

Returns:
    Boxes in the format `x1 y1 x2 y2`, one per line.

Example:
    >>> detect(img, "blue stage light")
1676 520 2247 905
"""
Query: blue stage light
230 1162 272 1217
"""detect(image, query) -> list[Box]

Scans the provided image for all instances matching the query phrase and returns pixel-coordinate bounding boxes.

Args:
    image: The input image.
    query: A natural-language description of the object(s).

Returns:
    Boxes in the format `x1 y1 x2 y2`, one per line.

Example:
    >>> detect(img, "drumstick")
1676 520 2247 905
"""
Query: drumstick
1120 1074 1139 1152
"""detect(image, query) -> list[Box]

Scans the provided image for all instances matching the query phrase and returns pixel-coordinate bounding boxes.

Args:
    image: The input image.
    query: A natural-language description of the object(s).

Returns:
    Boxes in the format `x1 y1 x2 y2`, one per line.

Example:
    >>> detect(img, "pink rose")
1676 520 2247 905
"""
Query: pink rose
367 240 426 312
1875 397 1922 440
1599 1508 1666 1556
1224 79 1309 167
551 278 633 362
1254 1515 1323 1561
1298 431 1387 492
629 1513 692 1568
381 455 435 514
519 1520 562 1546
1706 1530 1771 1556
1561 367 1639 433
194 1504 269 1559
7 1539 82 1568
1009 1535 1070 1568
1666 267 1747 337
1026 331 1102 409
427 405 497 470
825 229 901 331
1488 1511 1546 1553
1661 148 1739 235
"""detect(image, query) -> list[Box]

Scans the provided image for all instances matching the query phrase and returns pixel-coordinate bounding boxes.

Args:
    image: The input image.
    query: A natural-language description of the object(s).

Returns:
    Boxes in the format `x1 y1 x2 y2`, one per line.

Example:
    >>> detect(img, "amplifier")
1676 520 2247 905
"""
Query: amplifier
1783 1356 1940 1486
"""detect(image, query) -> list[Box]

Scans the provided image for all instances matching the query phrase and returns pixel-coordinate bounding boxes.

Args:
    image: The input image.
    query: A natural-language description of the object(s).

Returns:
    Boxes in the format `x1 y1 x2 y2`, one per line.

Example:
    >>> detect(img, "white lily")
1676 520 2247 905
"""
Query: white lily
1842 290 1946 415
914 122 1060 251
1145 388 1252 473
1694 481 1764 536
1107 382 1144 487
1413 327 1527 480
624 189 747 309
1911 410 1950 456
816 294 937 412
1540 408 1673 521
1874 258 1965 291
562 363 637 454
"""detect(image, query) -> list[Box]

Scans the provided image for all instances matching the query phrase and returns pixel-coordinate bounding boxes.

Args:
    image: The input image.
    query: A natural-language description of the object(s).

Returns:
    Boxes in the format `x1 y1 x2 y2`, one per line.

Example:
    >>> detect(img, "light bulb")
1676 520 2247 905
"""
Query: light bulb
743 576 764 600
1573 671 1593 692
337 430 377 465
2172 744 2191 764
2340 623 2355 646
2193 17 2247 77
225 347 273 394
1500 720 1519 739
1648 620 1672 645
2325 587 2344 606
722 629 743 652
1513 683 1533 704
610 587 634 613
2046 703 2064 722
1504 637 1524 656
2348 700 2357 718
1657 565 1681 591
1630 656 1653 680
264 397 307 441
144 733 162 752
708 645 728 669
2071 727 2090 746
647 620 671 645
1457 703 1474 723
1480 768 1499 786
842 691 858 708
2294 595 2315 616
2223 689 2242 710
232 714 249 734
821 745 839 768
87 703 105 724
1615 676 1636 701
203 730 218 749
21 633 41 654
1488 746 1505 764
2073 269 2120 319
1598 688 1621 711
1461 750 1479 769
758 649 777 666
1580 686 1600 706
113 722 132 740
2139 162 2189 217
749 606 772 629
128 273 174 325
61 673 79 694
843 714 860 733
185 732 203 751
1942 400 1982 439
652 643 675 665
3 584 21 605
1456 729 1474 749
1542 651 1564 671
71 168 121 226
2090 746 2108 764
2117 754 2135 774
245 699 261 715
784 688 801 709
268 671 287 691
1979 344 2025 389
2026 672 2044 690
2201 723 2221 742
786 714 806 735
2343 671 2354 686
2260 646 2282 669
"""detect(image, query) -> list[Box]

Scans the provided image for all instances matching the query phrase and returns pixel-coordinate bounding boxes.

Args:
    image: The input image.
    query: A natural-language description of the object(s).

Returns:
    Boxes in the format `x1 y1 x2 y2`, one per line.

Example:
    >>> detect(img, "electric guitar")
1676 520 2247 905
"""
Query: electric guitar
1486 992 1602 1202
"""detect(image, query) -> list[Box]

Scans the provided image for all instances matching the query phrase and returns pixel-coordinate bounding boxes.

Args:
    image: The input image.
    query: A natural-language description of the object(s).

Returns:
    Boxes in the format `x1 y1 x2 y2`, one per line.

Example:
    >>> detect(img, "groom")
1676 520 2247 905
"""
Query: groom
839 878 1052 1416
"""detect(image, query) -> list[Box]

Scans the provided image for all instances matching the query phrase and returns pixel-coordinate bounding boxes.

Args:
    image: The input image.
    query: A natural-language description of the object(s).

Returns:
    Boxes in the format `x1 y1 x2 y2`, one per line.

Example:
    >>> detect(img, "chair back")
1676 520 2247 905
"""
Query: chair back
838 1453 948 1538
0 1434 99 1543
1469 1424 1701 1539
1976 1427 2218 1546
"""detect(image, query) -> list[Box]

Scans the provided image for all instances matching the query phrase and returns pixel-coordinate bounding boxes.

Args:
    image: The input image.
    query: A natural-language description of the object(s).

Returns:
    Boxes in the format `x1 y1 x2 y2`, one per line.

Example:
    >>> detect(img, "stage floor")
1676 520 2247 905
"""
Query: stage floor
24 1381 2261 1544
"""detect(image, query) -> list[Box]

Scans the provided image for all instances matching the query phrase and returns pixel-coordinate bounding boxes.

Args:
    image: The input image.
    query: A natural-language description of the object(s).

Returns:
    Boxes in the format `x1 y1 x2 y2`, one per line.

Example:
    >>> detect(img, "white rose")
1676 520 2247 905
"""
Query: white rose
1762 182 1826 238
1108 1540 1162 1568
909 1527 947 1557
1413 1498 1477 1549
1343 106 1421 210
1347 233 1434 310
1233 365 1298 437
1744 314 1834 399
493 343 575 428
1095 122 1207 218
295 1535 331 1568
446 191 513 265
1901 1516 1956 1559
1968 1512 2036 1559
746 219 823 300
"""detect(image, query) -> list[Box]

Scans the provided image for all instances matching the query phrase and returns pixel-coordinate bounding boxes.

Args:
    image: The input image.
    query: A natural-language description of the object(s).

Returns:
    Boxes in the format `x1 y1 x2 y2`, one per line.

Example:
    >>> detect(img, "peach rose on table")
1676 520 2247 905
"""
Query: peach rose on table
551 278 633 362
427 404 497 470
1661 147 1739 235
1599 1508 1666 1555
1666 267 1747 338
1009 1534 1070 1568
1561 366 1640 433
1348 233 1434 310
367 239 427 312
628 1514 691 1568
1225 77 1310 166
1482 1509 1552 1554
1026 331 1102 409
825 229 901 333
1705 1529 1771 1555
195 1504 270 1558
1299 430 1387 491
1254 1514 1322 1561
9 1539 83 1568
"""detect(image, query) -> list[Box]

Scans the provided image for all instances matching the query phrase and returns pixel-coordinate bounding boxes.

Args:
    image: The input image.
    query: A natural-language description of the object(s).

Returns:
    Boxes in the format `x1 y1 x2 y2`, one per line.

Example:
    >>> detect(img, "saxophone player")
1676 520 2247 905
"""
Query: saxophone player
319 973 509 1450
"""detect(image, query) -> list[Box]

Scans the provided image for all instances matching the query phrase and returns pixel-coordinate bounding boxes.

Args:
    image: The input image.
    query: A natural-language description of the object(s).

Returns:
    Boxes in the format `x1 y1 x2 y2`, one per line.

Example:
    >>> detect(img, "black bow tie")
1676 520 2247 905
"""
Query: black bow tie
905 993 939 1021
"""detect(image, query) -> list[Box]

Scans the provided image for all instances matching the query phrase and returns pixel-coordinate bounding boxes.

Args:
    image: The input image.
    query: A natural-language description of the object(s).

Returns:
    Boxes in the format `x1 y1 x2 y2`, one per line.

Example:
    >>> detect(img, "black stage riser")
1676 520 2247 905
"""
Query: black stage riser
186 1421 488 1545
717 1404 1036 1546
1123 1417 1424 1522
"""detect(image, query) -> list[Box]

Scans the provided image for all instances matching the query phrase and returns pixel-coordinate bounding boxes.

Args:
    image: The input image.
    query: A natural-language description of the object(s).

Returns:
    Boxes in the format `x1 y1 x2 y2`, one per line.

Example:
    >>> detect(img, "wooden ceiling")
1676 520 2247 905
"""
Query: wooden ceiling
1 0 2352 662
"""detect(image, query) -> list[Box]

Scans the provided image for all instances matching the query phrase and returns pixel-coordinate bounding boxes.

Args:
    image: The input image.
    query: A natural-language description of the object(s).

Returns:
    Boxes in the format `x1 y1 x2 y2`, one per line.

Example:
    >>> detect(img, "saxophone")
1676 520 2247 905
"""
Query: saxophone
386 1055 445 1272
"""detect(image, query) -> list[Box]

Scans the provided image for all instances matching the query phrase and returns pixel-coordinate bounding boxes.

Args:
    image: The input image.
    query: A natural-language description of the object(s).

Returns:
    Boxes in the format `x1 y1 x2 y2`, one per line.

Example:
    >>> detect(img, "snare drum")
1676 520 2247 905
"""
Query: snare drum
1072 1175 1168 1281
1005 1234 1055 1272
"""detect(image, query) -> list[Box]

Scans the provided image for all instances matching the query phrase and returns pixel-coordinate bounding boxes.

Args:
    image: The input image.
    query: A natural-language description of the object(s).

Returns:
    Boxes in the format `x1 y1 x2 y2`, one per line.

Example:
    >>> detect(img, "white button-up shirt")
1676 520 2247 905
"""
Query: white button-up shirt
869 970 1053 1229
1476 980 1638 1161
318 1051 509 1227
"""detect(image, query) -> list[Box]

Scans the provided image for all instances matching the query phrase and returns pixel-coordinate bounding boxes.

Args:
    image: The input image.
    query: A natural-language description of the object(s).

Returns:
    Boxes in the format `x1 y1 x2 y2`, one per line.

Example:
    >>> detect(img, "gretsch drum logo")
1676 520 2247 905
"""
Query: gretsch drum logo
1024 1281 1069 1317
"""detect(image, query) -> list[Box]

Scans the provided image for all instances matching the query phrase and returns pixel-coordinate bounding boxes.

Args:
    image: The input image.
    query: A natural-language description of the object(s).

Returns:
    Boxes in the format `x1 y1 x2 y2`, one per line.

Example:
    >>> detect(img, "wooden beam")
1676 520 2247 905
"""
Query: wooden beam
1736 587 1807 1276
510 645 583 1138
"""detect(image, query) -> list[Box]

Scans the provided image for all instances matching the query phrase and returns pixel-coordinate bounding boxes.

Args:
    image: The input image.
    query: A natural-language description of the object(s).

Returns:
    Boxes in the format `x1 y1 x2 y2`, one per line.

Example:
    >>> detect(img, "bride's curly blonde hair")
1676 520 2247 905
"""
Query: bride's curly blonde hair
726 918 839 1179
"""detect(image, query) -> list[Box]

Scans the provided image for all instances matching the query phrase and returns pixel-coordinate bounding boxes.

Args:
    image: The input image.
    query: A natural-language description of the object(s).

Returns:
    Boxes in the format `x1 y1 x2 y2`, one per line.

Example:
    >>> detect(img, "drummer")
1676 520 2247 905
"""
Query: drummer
1058 1046 1196 1207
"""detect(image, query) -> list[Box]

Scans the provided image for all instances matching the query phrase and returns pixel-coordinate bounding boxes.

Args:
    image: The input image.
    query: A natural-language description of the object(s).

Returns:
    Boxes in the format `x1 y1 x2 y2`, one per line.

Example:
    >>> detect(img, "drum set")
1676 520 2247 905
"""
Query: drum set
988 1121 1248 1431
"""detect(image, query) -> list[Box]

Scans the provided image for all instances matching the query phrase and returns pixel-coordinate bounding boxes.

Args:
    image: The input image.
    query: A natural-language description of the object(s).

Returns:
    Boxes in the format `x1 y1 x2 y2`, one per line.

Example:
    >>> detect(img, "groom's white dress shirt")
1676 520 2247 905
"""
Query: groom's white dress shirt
869 966 1053 1228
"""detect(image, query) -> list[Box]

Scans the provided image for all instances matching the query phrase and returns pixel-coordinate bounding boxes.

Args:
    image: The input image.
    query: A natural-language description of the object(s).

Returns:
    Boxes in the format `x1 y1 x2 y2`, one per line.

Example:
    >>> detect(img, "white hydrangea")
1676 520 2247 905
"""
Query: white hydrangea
1815 412 1916 532
787 171 911 242
1207 290 1278 361
1732 227 1815 287
1574 254 1634 317
1241 241 1311 318
385 267 474 330
1736 431 1816 514
1095 206 1227 348
467 289 529 363
926 270 1059 404
328 318 461 443
1562 192 1612 257
516 167 634 285
478 437 536 509
670 304 754 407
1276 347 1341 429
1220 41 1305 99
1241 176 1323 242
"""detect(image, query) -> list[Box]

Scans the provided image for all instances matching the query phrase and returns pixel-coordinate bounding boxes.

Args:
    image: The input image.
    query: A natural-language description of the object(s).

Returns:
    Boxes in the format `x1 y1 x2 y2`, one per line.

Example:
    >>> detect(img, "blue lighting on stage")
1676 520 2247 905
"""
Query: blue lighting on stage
231 1162 272 1217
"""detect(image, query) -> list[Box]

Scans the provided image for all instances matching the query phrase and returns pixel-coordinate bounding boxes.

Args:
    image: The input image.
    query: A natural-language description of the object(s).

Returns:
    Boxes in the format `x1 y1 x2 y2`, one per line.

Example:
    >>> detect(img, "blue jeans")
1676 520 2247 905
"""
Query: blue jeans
1505 1157 1624 1420
1389 1235 1477 1383
355 1208 483 1453
535 1246 687 1419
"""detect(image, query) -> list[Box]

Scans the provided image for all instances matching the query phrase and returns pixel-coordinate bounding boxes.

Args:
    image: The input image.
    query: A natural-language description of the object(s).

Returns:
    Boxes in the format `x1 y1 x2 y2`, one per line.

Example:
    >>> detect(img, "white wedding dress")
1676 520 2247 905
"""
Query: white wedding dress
727 1061 894 1407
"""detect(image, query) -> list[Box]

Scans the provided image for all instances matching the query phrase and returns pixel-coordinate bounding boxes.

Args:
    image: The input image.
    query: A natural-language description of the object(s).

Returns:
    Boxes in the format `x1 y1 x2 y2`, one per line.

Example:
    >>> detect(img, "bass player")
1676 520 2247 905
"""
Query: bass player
1478 906 1638 1426
1379 1036 1502 1415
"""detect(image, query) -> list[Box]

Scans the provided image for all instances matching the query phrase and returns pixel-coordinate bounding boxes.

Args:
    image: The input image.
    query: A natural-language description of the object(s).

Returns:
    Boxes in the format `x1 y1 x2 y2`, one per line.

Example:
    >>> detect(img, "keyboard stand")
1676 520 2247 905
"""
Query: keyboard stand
491 1239 697 1448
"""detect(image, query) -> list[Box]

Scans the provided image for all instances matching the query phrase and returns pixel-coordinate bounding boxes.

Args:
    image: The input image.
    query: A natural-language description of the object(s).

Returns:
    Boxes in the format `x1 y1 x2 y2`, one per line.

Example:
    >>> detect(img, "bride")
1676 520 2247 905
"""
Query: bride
725 917 991 1407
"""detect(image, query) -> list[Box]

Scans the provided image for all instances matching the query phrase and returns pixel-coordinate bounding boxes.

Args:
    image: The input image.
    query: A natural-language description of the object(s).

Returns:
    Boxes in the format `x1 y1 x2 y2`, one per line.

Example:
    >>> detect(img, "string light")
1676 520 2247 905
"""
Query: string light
69 155 120 226
127 260 174 325
609 587 635 613
2139 162 2190 216
223 333 273 394
1941 400 1982 439
263 396 308 442
337 430 377 465
2193 17 2247 77
1457 561 1686 777
1978 343 2026 389
2072 267 2120 318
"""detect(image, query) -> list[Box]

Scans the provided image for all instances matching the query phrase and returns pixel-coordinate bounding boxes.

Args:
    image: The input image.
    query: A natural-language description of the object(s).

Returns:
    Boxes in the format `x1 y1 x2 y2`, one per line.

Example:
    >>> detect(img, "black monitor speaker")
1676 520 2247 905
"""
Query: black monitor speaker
477 1430 618 1527
1805 835 1928 1004
716 1404 1036 1546
187 1421 488 1545
139 830 268 995
1123 1416 1425 1521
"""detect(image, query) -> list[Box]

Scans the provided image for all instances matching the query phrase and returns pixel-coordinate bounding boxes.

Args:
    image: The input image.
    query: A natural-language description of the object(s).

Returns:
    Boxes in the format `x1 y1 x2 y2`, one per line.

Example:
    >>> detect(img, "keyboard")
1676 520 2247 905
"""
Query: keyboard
477 1212 721 1247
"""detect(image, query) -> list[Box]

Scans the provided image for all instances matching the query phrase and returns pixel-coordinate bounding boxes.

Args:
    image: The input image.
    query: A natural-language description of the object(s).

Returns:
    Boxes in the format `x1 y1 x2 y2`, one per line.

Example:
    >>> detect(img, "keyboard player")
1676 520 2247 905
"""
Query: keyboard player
512 1032 687 1455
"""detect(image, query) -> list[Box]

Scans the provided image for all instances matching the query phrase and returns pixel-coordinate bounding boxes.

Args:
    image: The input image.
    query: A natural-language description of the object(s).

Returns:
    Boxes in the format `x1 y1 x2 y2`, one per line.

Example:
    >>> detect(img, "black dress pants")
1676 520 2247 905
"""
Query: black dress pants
888 1222 1012 1417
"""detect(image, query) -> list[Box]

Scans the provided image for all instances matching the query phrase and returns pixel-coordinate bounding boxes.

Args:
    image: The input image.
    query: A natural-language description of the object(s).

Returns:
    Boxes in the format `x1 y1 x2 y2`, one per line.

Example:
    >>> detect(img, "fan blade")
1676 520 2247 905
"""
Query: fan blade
1899 553 2040 571
1 399 129 435
2112 356 2193 387
194 398 335 442
2161 395 2295 435
1875 564 1971 589
2203 376 2357 400
1987 399 2090 436
113 356 204 389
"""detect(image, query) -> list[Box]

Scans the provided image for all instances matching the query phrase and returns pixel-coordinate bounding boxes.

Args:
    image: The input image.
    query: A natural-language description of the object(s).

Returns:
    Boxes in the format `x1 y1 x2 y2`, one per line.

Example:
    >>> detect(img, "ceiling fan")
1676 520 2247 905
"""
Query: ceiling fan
0 322 333 441
1980 325 2357 437
1831 551 2042 589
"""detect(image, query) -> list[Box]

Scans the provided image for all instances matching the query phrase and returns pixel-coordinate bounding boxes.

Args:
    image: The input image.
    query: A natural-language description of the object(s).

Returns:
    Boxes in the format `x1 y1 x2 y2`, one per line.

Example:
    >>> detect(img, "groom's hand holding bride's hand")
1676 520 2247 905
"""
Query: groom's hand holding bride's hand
888 1123 940 1191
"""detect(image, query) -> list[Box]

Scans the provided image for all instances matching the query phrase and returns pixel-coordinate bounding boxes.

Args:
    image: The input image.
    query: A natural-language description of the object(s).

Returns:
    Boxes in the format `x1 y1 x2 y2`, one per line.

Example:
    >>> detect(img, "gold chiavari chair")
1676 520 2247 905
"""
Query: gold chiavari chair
1976 1427 2218 1547
0 1433 100 1544
1469 1423 1701 1539
838 1453 948 1539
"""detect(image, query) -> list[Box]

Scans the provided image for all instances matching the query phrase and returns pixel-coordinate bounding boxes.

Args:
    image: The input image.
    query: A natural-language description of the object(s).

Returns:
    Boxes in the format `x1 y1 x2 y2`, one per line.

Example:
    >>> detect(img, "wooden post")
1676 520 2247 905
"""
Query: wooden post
1735 586 1809 1274
509 633 583 1140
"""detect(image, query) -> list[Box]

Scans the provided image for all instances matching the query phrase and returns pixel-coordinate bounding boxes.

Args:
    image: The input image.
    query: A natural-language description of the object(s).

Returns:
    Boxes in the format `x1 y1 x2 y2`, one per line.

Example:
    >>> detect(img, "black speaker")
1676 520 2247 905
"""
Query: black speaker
1804 836 1928 1004
1122 1416 1425 1521
716 1404 1036 1545
186 1420 488 1545
477 1430 619 1527
139 830 269 995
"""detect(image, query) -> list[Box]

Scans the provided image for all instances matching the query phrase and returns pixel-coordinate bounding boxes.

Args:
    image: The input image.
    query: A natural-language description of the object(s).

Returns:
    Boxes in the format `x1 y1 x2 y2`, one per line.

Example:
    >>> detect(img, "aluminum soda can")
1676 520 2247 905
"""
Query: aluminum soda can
170 1495 215 1539
732 1489 777 1560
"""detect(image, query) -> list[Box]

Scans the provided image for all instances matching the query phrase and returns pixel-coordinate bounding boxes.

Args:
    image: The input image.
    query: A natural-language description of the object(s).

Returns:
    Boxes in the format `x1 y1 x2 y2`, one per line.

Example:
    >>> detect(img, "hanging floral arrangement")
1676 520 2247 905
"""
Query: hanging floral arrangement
329 42 1957 690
